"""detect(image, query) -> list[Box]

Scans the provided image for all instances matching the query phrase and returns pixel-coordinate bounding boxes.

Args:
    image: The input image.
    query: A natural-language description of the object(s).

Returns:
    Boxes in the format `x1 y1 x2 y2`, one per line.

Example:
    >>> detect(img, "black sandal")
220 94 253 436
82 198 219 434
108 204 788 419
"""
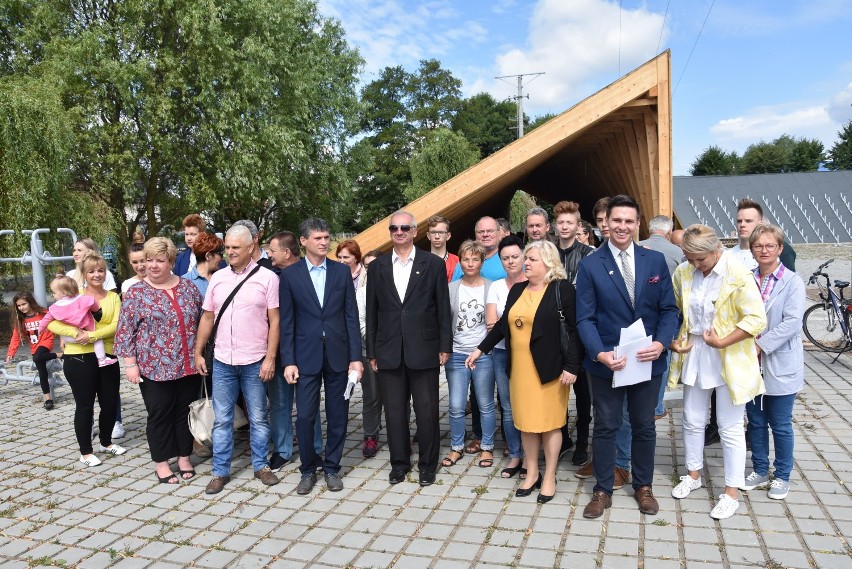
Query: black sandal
518 467 528 480
478 451 494 468
179 469 196 480
501 463 524 478
157 472 179 484
442 450 463 467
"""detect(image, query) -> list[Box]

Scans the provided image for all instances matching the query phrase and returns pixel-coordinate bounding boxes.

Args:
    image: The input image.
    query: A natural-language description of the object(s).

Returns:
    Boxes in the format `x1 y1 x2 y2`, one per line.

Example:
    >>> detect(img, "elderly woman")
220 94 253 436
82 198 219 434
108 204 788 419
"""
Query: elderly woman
668 224 768 519
47 253 125 466
443 240 496 470
741 224 805 500
336 239 364 288
485 235 526 477
183 232 225 299
115 237 204 484
467 241 582 503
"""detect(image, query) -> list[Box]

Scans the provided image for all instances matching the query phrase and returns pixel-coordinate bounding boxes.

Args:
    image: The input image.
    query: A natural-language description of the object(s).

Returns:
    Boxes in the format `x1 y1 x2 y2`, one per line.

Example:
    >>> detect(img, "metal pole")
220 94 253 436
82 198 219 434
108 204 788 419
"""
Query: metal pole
29 228 77 306
517 76 524 138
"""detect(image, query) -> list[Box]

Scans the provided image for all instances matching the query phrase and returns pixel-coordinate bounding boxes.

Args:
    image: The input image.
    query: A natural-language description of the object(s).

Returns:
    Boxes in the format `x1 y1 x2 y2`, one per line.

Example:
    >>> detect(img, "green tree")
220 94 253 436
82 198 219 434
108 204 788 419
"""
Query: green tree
528 112 556 132
0 0 362 274
408 59 462 130
404 128 479 202
690 146 741 176
825 121 852 170
452 93 517 157
789 138 824 171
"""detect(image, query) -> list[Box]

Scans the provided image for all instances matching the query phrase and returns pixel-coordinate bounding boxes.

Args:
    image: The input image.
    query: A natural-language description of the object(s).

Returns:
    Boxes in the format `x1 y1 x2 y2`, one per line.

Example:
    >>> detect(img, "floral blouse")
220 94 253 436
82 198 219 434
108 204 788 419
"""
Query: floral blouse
114 278 203 381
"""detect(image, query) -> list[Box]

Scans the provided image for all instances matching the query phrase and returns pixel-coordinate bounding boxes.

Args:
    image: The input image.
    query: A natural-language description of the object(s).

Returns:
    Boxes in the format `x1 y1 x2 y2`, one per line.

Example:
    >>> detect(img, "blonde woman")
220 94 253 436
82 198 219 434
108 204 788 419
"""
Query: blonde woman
467 241 582 503
668 225 767 519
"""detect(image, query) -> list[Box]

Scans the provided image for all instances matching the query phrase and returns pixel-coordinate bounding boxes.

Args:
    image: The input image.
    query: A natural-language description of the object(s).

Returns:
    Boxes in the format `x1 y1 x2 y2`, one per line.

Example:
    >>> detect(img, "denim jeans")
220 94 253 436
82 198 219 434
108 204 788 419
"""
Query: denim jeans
447 351 496 451
615 399 631 470
267 365 322 460
212 358 271 476
492 348 522 458
654 352 671 416
747 393 796 481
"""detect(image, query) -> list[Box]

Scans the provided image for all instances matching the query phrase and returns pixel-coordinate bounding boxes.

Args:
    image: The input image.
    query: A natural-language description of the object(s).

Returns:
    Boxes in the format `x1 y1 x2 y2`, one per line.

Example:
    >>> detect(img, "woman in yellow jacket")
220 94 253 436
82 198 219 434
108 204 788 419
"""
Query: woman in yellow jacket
667 225 767 520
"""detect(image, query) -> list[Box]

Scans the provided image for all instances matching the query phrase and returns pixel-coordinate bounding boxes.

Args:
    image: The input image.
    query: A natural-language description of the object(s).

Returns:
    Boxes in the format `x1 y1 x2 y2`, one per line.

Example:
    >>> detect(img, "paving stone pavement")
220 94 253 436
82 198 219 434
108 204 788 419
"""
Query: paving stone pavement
0 349 850 568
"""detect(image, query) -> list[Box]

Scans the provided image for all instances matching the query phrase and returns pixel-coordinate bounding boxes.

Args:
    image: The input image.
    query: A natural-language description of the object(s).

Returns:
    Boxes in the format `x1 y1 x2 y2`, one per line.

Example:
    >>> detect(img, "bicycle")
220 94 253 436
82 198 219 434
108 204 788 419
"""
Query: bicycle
802 258 852 361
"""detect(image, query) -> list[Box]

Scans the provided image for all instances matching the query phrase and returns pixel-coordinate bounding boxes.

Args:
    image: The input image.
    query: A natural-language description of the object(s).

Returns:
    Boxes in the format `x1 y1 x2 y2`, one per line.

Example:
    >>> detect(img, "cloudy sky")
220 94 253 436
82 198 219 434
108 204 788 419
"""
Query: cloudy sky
318 0 852 175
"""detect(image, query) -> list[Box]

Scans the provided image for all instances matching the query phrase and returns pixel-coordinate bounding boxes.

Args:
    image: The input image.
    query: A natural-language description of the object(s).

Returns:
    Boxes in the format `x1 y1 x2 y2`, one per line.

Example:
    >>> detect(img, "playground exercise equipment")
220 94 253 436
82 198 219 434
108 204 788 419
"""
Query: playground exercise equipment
0 227 78 307
0 358 65 398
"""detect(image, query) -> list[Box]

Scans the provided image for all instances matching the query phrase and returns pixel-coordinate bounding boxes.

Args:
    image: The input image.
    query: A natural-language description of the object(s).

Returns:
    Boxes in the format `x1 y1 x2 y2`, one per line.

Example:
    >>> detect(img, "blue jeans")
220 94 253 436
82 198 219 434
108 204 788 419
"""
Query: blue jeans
212 358 271 476
492 349 522 458
615 400 631 470
268 365 322 460
746 393 796 481
654 352 671 416
447 352 496 451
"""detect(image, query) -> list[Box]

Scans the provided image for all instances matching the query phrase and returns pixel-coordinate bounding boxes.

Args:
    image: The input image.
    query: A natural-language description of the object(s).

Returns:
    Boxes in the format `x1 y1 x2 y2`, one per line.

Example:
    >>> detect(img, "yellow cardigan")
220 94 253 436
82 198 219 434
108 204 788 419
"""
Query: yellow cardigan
47 291 121 355
667 255 768 406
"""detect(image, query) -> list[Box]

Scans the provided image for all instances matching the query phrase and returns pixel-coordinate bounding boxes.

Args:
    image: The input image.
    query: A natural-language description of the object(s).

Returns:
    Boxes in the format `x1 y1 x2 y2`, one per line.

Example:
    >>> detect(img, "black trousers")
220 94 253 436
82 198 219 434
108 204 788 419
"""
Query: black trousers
139 374 201 463
63 353 120 455
380 365 440 474
567 368 593 448
33 346 58 395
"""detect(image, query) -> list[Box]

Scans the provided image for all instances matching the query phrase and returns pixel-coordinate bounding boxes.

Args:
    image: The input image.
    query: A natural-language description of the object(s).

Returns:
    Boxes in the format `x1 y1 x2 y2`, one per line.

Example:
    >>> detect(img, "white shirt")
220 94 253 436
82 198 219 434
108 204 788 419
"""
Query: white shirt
729 246 757 271
486 278 511 349
682 253 728 389
391 247 416 302
608 240 636 292
453 284 487 353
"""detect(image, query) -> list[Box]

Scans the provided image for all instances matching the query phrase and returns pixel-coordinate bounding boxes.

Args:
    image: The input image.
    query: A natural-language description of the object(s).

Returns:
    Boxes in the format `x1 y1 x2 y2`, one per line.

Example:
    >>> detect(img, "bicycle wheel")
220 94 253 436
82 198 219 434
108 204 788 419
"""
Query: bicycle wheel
803 304 847 352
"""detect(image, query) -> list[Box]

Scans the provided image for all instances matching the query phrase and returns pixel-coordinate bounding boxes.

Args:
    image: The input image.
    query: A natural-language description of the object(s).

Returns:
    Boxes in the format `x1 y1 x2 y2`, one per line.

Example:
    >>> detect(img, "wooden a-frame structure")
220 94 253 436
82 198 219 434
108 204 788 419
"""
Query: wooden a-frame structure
353 51 672 251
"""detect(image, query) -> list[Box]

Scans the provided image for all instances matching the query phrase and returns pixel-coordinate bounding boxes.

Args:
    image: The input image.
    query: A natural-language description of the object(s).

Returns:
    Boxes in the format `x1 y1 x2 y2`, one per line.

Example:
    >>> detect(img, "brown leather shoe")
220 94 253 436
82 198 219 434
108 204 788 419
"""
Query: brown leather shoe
193 439 212 459
613 466 630 490
583 491 612 519
254 466 280 486
634 485 659 515
204 475 230 494
575 460 594 479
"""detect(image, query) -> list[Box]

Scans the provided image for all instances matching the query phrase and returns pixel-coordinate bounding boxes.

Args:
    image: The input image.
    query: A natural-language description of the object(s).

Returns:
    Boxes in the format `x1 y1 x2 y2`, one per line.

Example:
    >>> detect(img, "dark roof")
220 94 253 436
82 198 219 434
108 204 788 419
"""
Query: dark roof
673 171 852 243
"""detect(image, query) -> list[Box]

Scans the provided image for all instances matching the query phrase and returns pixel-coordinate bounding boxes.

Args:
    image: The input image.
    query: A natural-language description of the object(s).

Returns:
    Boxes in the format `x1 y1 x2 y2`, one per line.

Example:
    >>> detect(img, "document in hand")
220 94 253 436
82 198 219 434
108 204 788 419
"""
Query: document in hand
612 318 653 388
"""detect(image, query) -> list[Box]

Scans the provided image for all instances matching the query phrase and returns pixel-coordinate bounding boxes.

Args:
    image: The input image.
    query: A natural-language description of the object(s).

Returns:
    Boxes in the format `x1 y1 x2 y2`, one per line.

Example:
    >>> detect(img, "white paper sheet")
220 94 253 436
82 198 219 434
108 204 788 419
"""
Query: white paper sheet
612 318 653 387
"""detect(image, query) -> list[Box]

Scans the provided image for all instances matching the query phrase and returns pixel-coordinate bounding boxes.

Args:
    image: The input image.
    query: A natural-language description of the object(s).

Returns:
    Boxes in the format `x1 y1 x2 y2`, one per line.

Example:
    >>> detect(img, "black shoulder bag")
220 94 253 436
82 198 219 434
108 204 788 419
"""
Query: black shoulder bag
203 265 262 375
554 281 572 362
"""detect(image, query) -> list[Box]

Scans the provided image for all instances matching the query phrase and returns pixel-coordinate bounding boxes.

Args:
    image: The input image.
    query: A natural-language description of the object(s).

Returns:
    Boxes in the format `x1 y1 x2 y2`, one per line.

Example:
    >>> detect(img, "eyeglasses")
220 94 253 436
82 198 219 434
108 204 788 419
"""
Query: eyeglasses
389 225 414 233
475 229 497 235
751 244 779 252
427 230 447 236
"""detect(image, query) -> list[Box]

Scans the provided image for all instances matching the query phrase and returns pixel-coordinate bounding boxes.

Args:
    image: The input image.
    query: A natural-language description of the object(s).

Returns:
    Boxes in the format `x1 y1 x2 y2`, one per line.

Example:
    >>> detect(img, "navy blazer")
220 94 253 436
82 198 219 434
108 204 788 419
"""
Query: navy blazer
575 244 679 379
279 258 361 375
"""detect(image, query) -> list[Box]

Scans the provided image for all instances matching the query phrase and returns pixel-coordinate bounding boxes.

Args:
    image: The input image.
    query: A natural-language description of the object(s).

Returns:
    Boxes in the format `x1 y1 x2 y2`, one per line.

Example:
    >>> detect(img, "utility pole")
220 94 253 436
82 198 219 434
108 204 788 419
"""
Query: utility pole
495 72 544 138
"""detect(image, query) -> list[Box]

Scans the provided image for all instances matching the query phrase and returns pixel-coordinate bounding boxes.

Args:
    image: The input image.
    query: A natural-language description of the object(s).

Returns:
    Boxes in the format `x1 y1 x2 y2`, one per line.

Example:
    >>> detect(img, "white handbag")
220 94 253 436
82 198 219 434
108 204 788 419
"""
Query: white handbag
188 380 248 447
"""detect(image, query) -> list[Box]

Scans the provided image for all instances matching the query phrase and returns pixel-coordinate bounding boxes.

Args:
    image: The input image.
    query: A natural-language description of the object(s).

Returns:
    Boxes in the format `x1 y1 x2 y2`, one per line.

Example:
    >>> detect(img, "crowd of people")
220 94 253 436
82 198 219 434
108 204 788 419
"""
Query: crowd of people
5 195 806 520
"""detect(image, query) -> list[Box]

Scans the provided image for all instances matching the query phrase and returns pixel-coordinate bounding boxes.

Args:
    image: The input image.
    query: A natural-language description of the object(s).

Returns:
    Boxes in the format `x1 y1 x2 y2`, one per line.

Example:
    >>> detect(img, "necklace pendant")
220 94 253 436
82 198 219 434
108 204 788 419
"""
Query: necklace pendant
514 317 523 329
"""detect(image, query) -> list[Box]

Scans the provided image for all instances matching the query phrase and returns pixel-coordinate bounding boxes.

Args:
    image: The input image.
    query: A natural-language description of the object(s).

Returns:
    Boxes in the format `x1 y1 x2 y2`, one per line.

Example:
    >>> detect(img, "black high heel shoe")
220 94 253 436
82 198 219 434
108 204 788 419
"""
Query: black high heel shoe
515 474 543 497
537 479 557 503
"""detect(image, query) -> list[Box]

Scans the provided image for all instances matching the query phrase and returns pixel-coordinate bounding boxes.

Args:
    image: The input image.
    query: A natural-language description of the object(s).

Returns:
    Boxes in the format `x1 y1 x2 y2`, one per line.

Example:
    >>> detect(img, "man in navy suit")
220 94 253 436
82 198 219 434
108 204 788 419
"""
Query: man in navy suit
575 195 679 518
366 210 452 487
279 218 363 495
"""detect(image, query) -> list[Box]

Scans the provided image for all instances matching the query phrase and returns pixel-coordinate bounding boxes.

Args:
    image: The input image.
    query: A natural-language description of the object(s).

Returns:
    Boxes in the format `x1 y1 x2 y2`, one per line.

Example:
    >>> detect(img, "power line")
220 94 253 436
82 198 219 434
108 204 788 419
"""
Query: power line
674 0 716 97
495 72 545 138
656 0 671 54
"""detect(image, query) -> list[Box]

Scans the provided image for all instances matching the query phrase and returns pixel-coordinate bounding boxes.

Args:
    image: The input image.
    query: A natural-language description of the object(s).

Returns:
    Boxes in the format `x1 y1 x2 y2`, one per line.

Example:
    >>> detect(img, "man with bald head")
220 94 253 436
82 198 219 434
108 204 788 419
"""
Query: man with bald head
450 216 507 282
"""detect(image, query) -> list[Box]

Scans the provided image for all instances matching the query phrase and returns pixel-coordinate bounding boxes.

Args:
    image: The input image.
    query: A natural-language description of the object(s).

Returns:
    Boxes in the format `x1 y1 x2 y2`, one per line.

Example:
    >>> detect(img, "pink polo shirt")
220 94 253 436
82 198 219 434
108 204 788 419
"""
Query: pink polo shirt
203 259 279 365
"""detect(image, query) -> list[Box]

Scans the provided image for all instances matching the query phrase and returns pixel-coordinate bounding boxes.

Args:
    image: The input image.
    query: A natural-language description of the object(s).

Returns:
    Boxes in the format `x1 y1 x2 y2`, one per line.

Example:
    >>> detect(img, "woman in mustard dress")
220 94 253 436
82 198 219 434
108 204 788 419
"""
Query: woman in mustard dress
467 241 583 503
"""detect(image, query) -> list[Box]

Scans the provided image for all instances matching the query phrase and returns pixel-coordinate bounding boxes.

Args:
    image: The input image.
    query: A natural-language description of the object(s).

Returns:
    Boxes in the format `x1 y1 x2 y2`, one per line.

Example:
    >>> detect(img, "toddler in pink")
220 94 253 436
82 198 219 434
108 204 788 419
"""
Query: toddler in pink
40 276 117 367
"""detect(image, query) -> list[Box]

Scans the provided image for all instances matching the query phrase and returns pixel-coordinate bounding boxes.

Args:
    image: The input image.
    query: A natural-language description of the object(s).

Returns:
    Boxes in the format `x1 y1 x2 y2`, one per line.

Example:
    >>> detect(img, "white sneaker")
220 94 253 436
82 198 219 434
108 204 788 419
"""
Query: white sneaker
111 421 125 439
79 454 102 467
99 444 127 456
710 494 740 520
671 475 702 499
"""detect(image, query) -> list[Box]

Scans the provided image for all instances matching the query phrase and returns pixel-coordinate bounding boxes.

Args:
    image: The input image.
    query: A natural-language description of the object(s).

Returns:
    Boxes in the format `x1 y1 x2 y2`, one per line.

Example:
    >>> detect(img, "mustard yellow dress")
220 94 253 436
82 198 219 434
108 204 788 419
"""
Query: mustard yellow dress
508 287 570 433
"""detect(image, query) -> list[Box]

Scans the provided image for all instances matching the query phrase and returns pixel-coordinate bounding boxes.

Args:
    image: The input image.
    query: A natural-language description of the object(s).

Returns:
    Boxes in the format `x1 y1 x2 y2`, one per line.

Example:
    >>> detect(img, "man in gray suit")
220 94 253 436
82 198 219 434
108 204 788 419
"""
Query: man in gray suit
638 214 683 420
638 215 684 276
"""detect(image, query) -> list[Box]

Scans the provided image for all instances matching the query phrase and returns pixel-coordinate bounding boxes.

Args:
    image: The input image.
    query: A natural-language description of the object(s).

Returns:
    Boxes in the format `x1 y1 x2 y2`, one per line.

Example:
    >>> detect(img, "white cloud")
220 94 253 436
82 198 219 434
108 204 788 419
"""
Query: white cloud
827 83 852 124
469 0 667 114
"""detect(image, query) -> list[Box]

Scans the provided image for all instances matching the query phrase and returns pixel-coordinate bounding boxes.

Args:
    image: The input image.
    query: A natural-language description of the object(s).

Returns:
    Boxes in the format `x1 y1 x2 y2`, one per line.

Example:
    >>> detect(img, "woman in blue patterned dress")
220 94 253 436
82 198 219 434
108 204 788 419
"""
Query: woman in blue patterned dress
114 237 204 484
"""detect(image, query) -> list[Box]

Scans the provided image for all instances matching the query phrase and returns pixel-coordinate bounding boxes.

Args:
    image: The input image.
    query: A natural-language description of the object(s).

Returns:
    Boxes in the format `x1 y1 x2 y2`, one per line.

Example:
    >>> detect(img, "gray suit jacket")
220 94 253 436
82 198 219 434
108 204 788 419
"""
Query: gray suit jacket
638 234 684 277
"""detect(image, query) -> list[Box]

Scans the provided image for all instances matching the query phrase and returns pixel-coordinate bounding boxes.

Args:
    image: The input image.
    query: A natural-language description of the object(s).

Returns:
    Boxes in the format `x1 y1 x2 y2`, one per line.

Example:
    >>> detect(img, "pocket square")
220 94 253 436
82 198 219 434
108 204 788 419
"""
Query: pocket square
648 275 660 284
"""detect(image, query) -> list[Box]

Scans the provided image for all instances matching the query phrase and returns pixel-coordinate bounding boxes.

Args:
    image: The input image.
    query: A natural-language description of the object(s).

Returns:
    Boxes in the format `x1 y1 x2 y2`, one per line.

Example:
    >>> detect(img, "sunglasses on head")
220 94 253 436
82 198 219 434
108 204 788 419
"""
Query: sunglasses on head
389 225 414 233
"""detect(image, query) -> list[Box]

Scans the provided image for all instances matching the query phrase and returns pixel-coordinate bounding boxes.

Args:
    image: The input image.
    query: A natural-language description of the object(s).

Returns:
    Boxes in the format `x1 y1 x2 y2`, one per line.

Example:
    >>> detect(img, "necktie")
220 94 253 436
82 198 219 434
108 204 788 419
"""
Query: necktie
620 250 635 308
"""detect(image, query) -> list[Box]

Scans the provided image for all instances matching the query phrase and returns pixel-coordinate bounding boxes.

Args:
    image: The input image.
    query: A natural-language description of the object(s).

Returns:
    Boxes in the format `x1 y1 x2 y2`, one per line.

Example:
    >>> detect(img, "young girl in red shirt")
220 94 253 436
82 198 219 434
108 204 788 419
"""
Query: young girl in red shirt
6 292 62 409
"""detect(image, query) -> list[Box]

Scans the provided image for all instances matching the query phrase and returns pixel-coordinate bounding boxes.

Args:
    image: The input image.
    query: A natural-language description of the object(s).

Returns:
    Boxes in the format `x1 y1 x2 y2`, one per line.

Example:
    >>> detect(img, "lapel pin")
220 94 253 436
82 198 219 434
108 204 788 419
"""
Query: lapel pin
608 270 614 275
416 271 420 275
